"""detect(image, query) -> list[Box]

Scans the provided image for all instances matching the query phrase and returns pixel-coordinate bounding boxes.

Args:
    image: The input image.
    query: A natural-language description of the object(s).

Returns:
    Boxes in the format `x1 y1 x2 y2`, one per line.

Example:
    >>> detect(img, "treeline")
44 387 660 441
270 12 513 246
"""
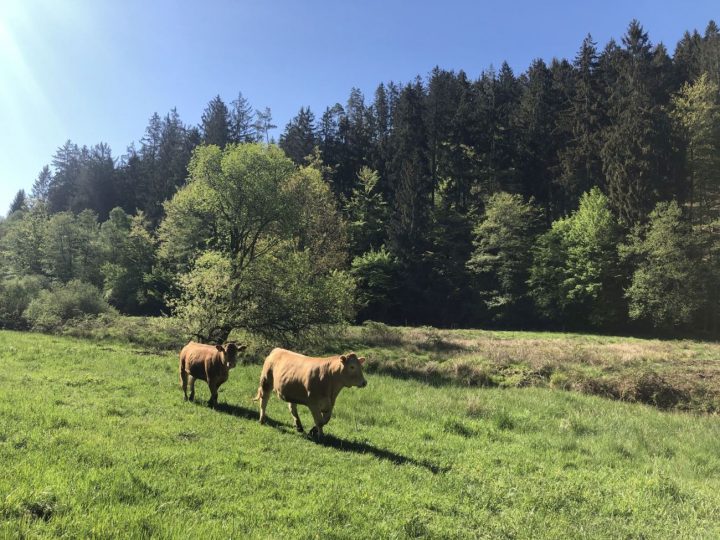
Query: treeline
2 20 720 338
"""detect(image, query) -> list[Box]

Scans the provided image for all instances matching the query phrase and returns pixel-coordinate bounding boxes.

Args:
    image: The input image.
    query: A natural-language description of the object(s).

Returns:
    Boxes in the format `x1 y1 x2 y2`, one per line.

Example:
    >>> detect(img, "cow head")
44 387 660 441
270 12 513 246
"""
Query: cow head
339 352 367 388
216 342 246 368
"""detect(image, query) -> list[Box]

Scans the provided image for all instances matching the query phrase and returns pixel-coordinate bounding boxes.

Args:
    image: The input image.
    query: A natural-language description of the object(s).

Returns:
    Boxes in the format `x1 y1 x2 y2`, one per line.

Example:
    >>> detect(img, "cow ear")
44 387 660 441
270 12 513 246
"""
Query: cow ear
215 345 224 352
358 356 366 365
340 355 347 363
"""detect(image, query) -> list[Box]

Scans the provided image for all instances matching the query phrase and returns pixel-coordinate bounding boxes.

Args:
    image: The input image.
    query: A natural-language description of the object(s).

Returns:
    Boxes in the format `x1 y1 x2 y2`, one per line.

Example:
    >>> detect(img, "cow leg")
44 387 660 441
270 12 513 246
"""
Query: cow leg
320 408 332 427
308 406 324 440
258 391 271 425
188 376 196 402
208 380 219 408
180 369 189 400
288 403 304 433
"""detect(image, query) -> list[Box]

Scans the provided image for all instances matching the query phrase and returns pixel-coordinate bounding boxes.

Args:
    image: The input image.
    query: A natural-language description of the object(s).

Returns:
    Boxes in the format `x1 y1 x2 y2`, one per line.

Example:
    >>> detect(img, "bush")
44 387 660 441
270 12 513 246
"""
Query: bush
0 275 45 329
24 280 114 331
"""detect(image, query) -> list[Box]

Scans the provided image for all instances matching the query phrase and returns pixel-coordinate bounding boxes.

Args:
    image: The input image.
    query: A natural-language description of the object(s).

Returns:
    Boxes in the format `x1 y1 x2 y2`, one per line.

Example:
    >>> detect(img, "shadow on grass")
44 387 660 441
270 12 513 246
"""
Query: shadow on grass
365 361 497 390
317 433 449 475
208 402 446 474
196 401 289 431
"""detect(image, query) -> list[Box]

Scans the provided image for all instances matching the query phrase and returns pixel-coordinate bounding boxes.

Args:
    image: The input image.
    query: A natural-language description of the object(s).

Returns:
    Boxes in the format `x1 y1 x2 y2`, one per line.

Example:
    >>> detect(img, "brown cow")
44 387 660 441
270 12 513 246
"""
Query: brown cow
179 341 246 407
254 348 367 438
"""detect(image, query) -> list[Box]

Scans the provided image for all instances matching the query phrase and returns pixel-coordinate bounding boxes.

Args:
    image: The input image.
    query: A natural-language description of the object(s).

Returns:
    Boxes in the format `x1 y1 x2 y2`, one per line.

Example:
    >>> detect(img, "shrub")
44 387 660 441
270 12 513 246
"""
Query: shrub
0 275 45 329
24 280 114 331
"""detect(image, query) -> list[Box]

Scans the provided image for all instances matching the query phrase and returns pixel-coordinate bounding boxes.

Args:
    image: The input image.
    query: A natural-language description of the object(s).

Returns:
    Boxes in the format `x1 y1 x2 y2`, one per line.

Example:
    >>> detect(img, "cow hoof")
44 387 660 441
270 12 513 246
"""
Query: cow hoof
259 418 266 425
296 426 304 433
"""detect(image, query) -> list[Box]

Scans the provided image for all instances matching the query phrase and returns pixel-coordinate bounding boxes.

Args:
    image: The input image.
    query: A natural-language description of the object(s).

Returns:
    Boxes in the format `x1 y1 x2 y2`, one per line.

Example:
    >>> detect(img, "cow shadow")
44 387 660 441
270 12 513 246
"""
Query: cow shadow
208 402 446 475
316 434 448 475
196 401 289 431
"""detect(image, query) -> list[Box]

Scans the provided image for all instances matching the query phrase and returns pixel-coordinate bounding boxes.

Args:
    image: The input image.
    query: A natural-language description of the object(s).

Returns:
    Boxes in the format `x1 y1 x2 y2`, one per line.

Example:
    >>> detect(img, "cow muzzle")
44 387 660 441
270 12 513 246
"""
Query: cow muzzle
359 379 368 388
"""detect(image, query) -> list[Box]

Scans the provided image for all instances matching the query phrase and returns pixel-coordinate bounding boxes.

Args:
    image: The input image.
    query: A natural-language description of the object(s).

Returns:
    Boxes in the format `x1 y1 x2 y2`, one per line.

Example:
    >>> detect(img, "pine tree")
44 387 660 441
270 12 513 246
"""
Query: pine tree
700 21 720 87
279 107 317 164
229 92 258 143
254 107 276 144
201 95 230 147
600 20 676 225
671 73 720 225
557 35 603 213
47 140 81 213
31 166 53 202
674 30 703 84
514 59 560 220
8 190 27 214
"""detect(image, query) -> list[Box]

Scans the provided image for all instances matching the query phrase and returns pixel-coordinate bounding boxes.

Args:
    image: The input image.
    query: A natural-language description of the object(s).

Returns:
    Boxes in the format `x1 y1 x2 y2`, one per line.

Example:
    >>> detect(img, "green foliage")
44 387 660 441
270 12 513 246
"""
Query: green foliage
671 73 720 225
467 192 539 323
345 167 389 256
529 188 623 327
160 144 354 343
350 246 401 322
1 203 47 276
169 250 234 343
23 280 113 331
0 275 45 329
8 189 28 215
99 208 157 313
41 210 103 286
621 201 704 328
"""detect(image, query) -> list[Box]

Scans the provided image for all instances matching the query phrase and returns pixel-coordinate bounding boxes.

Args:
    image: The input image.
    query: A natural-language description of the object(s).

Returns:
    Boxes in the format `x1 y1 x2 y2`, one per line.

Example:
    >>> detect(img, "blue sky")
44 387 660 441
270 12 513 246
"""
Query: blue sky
1 0 718 215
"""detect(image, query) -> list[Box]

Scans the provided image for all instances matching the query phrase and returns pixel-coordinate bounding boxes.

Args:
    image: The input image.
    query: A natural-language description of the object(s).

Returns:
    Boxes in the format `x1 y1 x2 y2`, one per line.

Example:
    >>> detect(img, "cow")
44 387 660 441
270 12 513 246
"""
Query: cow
254 348 367 438
179 341 246 407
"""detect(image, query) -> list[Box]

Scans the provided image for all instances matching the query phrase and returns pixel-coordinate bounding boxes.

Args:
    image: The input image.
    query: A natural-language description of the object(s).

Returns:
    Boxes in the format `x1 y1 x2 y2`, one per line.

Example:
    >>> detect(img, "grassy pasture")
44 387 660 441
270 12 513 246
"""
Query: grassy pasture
1 330 720 538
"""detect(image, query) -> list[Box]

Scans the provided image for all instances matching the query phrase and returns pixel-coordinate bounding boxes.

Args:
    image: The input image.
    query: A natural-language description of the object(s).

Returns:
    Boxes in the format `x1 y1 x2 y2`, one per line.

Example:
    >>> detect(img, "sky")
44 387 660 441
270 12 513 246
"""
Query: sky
1 0 718 215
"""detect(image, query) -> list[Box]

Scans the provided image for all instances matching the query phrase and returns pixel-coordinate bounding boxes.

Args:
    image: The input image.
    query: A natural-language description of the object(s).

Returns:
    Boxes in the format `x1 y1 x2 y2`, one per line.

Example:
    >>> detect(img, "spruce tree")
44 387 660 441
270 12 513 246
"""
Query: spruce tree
279 107 317 164
229 92 257 143
201 95 230 147
8 190 27 214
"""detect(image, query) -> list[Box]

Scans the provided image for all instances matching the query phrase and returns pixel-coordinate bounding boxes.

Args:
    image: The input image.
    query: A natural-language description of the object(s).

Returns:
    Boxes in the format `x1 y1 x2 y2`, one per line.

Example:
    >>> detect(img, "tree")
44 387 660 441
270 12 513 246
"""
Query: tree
47 140 81 213
621 201 703 329
8 190 27 215
158 144 353 343
201 95 231 147
41 210 103 286
99 208 158 314
529 188 623 327
279 107 317 164
557 35 603 213
350 247 401 322
31 166 52 202
671 73 720 225
467 193 539 323
600 20 677 225
344 167 388 256
229 92 258 143
1 203 47 276
254 107 276 144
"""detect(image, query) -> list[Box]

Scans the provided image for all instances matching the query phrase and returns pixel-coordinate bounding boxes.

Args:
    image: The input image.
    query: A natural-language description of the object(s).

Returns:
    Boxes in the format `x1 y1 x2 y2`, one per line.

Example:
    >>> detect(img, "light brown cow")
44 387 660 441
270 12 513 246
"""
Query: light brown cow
179 341 246 407
254 348 367 438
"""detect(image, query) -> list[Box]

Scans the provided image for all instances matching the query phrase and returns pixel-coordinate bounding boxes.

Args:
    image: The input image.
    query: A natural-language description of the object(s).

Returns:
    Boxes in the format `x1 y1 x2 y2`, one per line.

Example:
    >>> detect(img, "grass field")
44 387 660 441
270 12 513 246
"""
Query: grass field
1 330 720 538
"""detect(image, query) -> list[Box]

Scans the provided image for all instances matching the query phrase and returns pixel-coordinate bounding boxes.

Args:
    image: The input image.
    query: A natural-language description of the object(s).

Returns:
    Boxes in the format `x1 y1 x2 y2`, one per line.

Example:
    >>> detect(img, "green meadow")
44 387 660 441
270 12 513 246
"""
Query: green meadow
1 329 720 538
